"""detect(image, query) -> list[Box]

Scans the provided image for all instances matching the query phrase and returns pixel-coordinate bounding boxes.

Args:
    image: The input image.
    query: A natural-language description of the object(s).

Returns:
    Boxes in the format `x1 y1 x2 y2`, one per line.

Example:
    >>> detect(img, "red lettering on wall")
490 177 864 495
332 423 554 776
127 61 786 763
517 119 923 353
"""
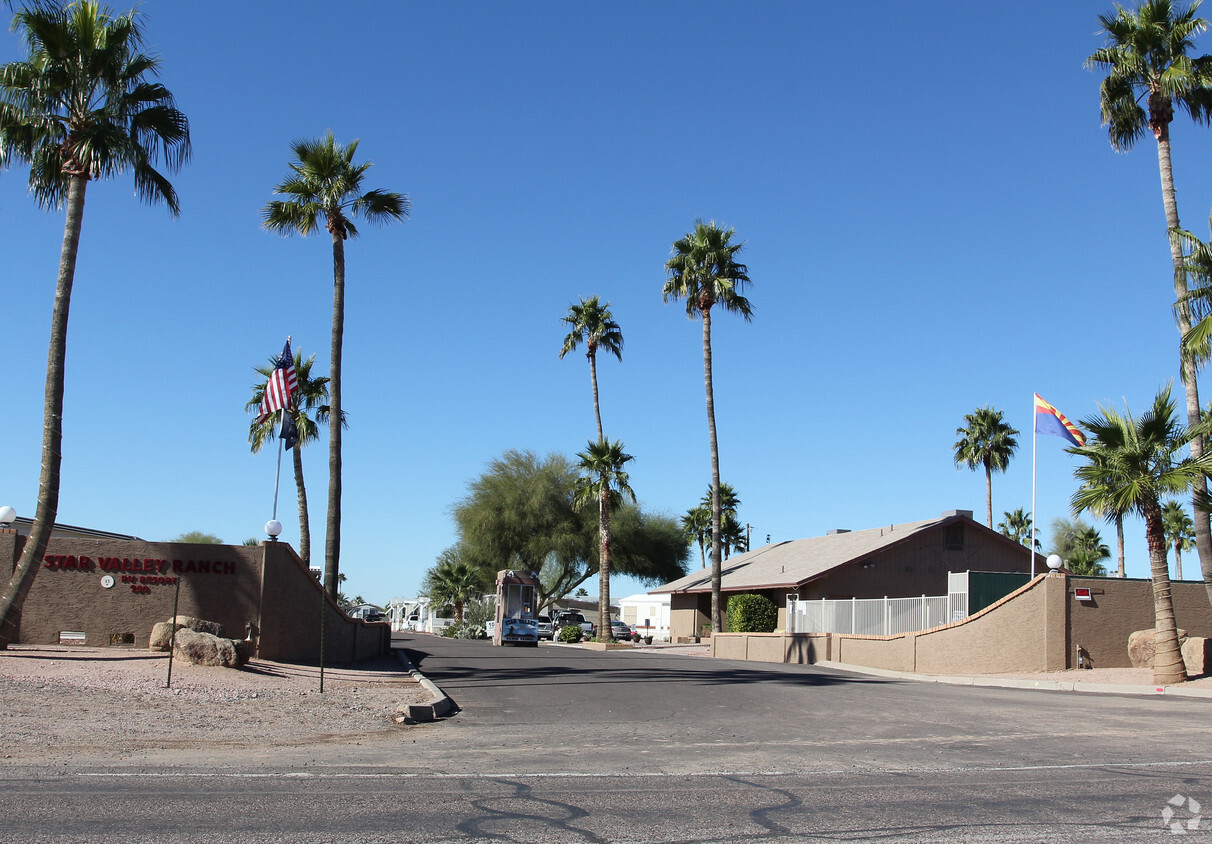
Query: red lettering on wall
172 560 183 573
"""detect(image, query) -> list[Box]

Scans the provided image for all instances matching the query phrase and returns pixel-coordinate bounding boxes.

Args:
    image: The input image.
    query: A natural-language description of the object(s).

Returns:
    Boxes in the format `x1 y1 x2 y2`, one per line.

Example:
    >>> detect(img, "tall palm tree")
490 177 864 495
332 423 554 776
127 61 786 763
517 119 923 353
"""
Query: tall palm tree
953 407 1019 529
997 508 1040 550
263 132 409 601
0 1 190 649
1087 0 1212 587
1070 385 1212 685
573 439 636 642
559 296 624 443
1162 499 1197 579
245 350 343 567
663 221 752 632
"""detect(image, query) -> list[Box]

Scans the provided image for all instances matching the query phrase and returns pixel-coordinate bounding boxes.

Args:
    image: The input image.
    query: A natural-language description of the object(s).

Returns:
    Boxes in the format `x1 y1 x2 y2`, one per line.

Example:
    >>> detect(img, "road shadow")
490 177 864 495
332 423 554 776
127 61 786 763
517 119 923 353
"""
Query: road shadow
397 641 892 691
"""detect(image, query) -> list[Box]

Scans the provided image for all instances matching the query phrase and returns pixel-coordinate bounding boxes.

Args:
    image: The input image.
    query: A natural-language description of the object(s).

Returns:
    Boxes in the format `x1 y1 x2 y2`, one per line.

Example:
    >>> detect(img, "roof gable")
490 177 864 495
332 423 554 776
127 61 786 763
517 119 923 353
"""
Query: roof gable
653 513 1030 594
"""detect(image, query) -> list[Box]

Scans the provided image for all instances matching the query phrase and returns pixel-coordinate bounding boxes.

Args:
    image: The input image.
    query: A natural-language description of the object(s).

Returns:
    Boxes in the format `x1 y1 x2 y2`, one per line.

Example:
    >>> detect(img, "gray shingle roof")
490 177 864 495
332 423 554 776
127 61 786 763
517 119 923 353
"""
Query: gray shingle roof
653 516 950 594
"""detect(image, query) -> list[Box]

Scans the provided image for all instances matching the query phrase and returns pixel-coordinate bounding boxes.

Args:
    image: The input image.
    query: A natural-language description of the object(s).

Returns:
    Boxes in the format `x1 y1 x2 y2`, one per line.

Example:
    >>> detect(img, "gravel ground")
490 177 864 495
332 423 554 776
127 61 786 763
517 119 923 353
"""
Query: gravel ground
0 645 429 761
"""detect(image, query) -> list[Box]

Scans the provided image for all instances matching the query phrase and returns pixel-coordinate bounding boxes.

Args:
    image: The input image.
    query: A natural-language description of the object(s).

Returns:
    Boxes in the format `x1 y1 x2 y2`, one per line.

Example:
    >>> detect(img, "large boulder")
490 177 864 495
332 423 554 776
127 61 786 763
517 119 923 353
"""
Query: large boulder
172 616 225 637
150 616 226 652
149 622 175 651
1128 628 1187 669
172 629 248 668
1182 637 1211 678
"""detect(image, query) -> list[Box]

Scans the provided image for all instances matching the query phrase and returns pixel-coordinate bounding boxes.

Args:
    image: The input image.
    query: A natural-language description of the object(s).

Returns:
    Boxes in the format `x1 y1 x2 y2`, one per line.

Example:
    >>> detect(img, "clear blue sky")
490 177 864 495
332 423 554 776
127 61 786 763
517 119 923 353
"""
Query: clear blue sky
3 1 1209 604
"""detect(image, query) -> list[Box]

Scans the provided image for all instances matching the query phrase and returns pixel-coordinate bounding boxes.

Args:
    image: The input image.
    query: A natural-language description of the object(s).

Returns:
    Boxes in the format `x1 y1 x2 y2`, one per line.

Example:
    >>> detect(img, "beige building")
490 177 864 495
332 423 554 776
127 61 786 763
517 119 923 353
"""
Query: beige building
654 510 1037 640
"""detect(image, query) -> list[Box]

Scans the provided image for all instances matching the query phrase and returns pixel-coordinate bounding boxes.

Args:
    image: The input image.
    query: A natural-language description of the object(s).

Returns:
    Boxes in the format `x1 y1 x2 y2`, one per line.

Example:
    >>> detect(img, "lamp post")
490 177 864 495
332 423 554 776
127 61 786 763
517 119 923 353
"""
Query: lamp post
0 506 15 531
1046 554 1063 573
264 519 283 542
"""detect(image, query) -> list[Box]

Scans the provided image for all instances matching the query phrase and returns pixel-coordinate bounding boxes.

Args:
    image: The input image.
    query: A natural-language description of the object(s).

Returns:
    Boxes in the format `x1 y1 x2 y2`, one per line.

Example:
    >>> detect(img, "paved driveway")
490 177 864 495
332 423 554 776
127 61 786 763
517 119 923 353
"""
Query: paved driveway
399 634 1212 774
3 634 1209 842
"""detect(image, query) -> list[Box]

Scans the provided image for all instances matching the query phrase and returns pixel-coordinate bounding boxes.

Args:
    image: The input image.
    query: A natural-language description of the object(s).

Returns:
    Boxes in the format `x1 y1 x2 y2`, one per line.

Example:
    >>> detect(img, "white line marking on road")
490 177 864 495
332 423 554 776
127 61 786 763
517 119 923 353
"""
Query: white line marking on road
72 759 1212 780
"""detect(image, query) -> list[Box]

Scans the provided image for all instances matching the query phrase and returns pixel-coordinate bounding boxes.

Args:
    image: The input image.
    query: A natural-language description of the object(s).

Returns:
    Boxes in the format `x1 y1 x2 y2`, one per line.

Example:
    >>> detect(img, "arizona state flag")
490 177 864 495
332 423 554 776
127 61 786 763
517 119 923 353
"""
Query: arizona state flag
1034 394 1085 446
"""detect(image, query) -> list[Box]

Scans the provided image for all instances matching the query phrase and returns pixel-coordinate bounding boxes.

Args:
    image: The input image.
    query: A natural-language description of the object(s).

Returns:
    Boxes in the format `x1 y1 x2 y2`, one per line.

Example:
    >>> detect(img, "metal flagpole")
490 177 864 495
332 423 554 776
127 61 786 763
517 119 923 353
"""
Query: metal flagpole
271 409 285 521
1030 395 1038 578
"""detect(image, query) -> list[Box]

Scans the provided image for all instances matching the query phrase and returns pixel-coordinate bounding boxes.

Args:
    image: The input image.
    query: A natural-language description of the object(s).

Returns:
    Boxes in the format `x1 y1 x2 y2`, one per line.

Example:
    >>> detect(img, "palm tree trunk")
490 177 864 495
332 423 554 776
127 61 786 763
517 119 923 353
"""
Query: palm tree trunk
1115 513 1125 579
0 175 87 649
984 462 993 528
589 350 603 443
1145 501 1186 685
325 232 346 602
697 536 706 569
599 485 612 642
292 440 311 566
701 307 722 633
1175 543 1183 581
1156 133 1212 606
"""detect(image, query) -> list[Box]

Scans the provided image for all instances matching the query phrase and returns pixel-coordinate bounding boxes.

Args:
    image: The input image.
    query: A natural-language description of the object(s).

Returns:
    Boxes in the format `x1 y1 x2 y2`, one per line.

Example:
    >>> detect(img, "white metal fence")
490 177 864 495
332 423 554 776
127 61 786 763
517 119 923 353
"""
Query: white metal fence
787 593 968 636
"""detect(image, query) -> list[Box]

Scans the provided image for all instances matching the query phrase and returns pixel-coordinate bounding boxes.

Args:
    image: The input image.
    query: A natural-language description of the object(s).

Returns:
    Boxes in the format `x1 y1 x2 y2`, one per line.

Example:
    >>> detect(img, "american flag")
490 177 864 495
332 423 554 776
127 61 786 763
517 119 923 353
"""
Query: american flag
256 339 298 424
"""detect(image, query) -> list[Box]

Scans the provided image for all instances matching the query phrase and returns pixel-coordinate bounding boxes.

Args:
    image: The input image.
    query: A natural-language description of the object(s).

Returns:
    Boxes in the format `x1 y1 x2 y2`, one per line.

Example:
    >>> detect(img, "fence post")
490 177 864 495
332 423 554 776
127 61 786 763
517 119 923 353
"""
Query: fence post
851 597 856 635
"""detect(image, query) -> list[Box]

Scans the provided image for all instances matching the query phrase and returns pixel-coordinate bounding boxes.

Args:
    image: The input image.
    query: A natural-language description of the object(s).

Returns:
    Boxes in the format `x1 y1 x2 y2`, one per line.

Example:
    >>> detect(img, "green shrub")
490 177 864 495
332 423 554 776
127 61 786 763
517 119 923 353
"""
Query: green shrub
558 625 583 643
442 621 486 639
725 593 777 633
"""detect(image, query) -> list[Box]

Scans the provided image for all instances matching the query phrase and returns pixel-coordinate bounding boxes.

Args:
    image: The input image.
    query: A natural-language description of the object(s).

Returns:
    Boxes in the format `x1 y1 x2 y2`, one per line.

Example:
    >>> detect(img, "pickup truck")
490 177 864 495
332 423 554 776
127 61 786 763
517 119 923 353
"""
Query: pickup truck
553 611 595 637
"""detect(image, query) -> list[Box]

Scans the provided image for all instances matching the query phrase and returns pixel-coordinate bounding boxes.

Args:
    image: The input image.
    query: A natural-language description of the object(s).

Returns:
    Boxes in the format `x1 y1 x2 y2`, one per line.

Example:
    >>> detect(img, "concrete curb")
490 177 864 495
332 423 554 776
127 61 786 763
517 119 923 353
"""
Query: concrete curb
814 660 1212 699
393 647 456 722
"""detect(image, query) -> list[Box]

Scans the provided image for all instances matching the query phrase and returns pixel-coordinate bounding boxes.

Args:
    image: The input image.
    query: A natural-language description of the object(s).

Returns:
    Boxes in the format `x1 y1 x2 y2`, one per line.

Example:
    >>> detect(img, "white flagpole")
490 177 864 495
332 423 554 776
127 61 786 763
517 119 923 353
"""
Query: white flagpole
272 408 285 521
1030 395 1038 577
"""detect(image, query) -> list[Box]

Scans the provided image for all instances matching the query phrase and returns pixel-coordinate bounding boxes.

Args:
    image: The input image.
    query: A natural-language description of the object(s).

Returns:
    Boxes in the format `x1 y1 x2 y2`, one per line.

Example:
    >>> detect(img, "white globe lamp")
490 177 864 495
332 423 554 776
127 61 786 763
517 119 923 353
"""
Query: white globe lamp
0 506 15 527
264 519 283 541
1046 554 1063 572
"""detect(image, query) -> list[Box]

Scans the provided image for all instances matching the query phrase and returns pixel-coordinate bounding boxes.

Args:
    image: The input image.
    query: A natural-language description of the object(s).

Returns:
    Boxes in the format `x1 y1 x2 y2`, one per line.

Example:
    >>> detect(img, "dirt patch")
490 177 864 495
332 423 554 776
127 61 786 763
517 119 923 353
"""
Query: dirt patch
0 645 430 760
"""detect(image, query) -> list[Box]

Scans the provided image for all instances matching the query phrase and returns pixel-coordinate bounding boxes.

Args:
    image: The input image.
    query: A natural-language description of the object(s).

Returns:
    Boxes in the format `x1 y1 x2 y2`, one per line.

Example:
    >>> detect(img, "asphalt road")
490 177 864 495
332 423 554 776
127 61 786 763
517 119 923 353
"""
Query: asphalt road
2 635 1210 842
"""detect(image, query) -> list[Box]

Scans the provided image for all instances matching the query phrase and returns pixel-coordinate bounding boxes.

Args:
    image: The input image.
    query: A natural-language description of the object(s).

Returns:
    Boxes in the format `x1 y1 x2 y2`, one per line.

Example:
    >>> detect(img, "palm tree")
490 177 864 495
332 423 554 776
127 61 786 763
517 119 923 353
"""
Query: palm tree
423 547 486 625
997 508 1040 550
663 220 752 633
681 505 710 569
262 132 409 602
1070 432 1132 578
953 407 1019 529
1067 527 1111 576
721 513 748 560
0 2 190 649
1069 385 1212 685
573 439 636 642
1087 0 1212 587
699 483 745 559
245 350 343 567
559 296 624 443
1162 499 1197 579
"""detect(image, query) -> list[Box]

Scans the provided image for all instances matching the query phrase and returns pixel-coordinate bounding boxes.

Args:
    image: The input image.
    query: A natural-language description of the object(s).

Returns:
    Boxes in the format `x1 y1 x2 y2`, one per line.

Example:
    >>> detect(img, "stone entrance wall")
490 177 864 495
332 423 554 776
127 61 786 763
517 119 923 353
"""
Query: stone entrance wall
1 530 387 663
